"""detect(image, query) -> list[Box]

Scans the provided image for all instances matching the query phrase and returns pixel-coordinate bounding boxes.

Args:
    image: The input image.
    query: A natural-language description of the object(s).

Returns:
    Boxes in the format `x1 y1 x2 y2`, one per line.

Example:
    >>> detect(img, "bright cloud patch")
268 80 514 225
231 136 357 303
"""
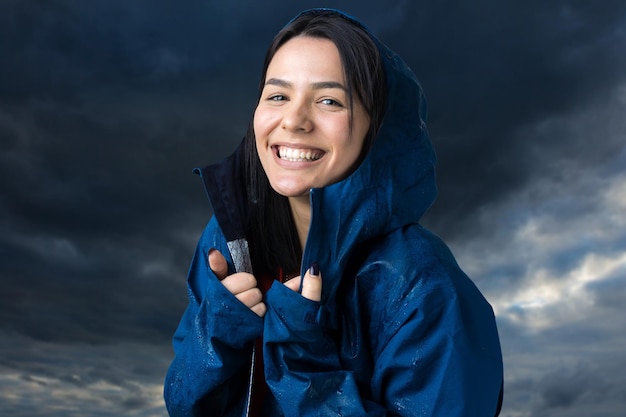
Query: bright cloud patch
0 334 170 417
449 96 626 415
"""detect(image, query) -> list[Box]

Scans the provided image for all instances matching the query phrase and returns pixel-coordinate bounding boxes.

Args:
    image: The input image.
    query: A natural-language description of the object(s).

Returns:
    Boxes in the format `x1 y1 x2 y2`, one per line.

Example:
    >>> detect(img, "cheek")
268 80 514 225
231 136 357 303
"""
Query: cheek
252 107 276 143
253 109 274 174
252 107 263 141
339 119 369 174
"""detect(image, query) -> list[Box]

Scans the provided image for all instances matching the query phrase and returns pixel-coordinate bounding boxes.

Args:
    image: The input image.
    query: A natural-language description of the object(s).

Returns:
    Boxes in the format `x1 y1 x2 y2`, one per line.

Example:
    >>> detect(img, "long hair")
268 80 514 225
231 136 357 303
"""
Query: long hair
244 9 387 278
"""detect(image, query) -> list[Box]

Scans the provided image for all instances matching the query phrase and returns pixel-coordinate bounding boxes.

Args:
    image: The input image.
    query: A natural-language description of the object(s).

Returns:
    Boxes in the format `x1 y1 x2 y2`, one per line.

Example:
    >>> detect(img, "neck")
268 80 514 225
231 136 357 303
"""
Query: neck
289 194 311 252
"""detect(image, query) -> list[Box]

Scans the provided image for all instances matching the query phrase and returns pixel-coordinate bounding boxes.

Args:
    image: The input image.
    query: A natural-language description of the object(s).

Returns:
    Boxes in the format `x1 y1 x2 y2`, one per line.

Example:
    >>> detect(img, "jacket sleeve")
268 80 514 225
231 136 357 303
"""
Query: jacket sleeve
262 230 503 417
164 217 264 416
263 281 387 416
364 231 504 416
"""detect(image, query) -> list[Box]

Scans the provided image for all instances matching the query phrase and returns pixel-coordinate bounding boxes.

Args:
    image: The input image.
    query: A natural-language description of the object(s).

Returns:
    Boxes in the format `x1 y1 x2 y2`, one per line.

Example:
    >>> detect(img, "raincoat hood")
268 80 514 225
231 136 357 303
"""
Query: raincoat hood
198 8 438 305
294 9 438 305
298 10 437 229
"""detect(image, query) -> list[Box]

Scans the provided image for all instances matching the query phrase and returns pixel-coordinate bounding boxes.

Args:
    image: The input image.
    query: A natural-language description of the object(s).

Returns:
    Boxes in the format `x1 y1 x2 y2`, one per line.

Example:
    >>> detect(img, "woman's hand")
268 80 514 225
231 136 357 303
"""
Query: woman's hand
208 249 267 317
283 262 322 302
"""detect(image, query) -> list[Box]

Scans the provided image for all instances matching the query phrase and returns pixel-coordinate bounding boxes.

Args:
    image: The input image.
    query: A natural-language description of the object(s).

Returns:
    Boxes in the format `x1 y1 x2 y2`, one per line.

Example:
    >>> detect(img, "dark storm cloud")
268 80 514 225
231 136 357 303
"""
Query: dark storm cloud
0 93 225 344
538 365 605 409
586 273 626 311
388 1 626 239
0 0 273 347
0 0 277 99
493 283 626 415
502 363 619 417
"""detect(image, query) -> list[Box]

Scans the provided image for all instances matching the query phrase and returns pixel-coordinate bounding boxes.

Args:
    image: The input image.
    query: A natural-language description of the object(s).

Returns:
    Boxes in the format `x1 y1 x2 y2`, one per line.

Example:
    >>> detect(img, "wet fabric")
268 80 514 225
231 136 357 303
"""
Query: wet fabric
164 8 503 417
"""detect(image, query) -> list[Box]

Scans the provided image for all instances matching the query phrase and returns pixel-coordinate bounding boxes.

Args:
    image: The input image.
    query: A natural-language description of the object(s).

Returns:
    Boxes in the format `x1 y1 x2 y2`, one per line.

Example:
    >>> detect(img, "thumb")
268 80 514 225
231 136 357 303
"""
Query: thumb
208 249 229 280
301 262 322 302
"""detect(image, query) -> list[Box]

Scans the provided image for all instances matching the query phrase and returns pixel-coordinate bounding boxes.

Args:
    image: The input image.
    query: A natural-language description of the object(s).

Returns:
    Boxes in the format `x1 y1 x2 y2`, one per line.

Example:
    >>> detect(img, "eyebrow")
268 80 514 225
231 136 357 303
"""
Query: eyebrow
265 78 347 91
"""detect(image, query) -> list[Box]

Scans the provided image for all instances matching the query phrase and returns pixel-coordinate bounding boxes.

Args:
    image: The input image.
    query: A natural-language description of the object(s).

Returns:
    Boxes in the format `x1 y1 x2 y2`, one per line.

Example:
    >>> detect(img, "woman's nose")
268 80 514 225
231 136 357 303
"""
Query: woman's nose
281 101 313 132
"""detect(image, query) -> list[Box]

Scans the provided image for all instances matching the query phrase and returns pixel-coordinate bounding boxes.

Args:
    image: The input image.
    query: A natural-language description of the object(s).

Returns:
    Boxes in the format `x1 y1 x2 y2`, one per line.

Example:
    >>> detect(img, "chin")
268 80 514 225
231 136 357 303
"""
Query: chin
269 180 313 198
274 187 311 198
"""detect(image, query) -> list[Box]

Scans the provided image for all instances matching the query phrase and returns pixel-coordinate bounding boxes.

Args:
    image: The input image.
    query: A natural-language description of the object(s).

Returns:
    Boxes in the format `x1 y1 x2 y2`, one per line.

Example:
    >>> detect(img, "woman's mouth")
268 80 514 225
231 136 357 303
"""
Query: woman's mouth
276 146 323 162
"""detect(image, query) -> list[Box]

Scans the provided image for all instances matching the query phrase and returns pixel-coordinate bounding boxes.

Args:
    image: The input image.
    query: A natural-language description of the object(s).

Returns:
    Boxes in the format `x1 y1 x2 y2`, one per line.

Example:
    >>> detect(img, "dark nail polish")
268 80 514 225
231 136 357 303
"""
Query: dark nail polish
309 262 320 276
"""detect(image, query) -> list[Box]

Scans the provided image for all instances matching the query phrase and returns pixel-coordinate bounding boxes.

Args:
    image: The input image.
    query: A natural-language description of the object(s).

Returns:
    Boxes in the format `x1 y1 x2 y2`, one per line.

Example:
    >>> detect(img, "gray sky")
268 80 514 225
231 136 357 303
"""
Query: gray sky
1 1 625 416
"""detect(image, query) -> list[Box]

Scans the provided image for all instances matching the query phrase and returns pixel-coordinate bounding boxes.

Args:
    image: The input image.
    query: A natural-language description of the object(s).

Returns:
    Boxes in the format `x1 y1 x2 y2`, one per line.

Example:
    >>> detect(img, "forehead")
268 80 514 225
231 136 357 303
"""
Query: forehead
266 36 345 82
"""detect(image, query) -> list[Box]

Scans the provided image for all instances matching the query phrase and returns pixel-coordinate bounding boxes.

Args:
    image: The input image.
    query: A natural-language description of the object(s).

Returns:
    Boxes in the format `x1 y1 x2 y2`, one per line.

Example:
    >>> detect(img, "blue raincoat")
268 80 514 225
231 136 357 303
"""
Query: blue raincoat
164 9 503 417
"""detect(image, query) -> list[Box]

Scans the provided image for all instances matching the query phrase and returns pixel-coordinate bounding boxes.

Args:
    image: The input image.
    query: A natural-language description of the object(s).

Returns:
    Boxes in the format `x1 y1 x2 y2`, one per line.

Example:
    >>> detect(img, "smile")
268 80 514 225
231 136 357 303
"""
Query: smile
277 146 323 162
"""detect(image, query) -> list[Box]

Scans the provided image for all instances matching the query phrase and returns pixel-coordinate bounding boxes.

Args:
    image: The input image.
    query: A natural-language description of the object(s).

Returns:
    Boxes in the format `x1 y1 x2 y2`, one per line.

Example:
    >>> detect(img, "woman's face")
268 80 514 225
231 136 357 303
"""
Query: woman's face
253 36 370 199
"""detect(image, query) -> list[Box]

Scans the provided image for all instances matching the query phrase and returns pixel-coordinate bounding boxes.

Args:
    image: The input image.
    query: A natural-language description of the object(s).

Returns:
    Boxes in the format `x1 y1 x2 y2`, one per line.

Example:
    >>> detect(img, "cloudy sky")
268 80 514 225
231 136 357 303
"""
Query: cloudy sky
1 1 625 416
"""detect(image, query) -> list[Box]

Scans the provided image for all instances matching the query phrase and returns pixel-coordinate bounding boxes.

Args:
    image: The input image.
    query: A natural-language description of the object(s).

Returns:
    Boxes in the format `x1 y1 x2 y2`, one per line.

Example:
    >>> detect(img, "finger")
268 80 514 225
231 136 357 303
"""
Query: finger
234 287 263 309
283 276 302 293
208 249 229 280
234 287 266 317
250 302 267 318
221 272 257 295
301 262 322 302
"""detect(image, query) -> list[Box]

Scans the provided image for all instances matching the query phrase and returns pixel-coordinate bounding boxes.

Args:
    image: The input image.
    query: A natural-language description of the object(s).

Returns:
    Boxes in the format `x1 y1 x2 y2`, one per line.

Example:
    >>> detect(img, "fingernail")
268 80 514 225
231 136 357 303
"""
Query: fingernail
309 262 320 276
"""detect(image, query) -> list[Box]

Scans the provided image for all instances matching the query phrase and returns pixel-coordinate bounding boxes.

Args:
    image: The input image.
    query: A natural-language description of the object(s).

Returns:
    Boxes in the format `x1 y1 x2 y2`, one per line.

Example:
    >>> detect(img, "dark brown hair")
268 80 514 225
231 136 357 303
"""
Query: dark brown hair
244 9 387 278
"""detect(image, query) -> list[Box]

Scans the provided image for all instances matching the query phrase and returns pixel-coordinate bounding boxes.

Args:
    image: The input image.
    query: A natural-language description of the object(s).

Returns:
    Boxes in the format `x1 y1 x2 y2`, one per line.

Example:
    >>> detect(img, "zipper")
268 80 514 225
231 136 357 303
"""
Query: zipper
243 346 256 417
239 189 318 416
224 238 255 417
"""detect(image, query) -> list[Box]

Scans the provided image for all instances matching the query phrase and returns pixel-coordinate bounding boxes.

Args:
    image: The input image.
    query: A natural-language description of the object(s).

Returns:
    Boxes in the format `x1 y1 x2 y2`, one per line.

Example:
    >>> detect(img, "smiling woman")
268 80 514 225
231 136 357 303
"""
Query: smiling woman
253 36 371 250
164 8 503 417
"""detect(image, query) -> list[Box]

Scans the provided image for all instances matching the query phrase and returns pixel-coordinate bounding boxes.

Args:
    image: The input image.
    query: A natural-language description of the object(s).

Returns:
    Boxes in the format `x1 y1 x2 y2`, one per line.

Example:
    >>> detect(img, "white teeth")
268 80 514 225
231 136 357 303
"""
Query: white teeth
278 147 322 162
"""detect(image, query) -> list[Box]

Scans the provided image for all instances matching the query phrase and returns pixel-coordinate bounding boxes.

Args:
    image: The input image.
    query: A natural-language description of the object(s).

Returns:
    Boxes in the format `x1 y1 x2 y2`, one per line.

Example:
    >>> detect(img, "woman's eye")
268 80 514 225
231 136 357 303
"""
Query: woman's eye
320 98 342 106
269 95 286 101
